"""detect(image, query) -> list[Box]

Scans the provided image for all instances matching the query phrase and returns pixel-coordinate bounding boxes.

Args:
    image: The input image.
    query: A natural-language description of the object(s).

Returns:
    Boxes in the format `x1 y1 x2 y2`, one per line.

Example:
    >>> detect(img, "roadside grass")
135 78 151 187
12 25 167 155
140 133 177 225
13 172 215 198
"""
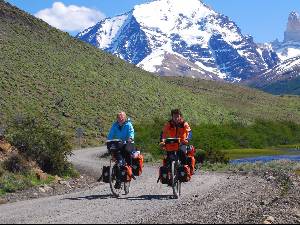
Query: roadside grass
276 144 300 150
0 171 55 196
222 148 300 160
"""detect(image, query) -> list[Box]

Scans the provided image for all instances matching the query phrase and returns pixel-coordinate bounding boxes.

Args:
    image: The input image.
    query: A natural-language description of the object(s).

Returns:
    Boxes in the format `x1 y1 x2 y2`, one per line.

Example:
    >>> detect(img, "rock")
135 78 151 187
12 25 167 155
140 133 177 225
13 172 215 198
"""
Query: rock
0 198 8 204
271 196 280 203
267 176 276 182
33 193 39 197
260 200 268 206
59 180 72 189
285 11 300 42
54 175 62 183
216 215 223 220
295 209 300 218
35 169 48 181
263 216 275 224
42 185 53 192
0 142 12 153
58 180 67 185
38 187 46 193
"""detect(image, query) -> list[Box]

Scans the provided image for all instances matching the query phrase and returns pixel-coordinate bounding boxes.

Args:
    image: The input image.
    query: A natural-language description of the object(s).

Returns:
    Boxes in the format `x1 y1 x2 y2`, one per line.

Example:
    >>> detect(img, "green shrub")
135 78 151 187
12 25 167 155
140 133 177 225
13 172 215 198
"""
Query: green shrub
0 164 5 177
6 117 73 176
3 153 30 174
204 148 230 164
0 173 31 193
195 149 206 164
59 163 80 178
134 120 300 164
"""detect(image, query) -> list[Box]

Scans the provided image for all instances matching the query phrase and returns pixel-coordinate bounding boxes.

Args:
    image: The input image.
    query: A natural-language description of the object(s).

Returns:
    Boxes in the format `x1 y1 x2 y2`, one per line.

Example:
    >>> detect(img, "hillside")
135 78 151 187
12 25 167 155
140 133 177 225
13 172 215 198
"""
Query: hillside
246 56 300 95
1 1 300 144
261 77 300 95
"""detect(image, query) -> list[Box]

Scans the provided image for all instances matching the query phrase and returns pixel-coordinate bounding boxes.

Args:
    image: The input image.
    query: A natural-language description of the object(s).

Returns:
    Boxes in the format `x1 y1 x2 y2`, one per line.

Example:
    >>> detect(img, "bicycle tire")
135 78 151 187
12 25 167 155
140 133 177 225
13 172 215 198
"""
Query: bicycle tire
171 161 181 199
109 160 122 198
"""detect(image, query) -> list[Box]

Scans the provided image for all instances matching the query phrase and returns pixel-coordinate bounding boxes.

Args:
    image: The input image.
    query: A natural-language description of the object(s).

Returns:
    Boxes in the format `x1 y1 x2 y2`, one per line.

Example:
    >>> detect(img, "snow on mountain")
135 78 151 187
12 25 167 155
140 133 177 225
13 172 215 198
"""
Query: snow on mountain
77 0 279 82
245 56 300 88
269 12 300 61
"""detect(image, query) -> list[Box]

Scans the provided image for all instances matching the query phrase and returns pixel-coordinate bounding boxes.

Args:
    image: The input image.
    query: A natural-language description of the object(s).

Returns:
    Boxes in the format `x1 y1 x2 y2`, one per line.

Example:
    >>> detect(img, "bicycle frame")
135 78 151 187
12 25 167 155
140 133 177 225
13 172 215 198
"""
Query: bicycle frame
106 140 131 197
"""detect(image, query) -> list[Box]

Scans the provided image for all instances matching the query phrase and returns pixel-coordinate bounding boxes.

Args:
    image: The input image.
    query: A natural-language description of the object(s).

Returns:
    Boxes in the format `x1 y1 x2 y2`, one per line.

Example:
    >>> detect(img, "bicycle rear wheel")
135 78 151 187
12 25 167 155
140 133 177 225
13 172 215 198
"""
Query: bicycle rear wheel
171 161 181 199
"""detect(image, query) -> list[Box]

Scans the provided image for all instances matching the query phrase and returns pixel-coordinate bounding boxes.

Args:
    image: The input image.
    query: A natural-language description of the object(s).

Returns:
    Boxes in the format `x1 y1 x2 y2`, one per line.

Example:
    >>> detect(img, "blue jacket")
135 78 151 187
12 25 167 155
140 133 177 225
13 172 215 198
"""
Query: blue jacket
107 119 135 141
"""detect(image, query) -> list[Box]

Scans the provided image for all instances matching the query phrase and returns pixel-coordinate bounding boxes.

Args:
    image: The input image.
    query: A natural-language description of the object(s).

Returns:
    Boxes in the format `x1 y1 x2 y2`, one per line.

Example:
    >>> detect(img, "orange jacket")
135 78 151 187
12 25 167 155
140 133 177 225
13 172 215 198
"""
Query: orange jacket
162 120 192 144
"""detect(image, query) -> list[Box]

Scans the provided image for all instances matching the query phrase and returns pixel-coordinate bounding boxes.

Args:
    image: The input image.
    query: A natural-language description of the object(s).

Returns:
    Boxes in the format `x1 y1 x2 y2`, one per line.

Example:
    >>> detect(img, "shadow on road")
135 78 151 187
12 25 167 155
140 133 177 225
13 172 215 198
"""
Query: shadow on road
121 195 173 201
63 194 173 201
63 194 113 201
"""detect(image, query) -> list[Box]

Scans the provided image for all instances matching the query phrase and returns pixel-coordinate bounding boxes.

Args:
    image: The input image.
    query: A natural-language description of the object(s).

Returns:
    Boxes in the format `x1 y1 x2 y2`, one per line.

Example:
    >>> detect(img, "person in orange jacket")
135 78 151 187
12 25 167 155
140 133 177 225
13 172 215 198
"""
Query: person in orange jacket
160 109 195 173
161 109 192 145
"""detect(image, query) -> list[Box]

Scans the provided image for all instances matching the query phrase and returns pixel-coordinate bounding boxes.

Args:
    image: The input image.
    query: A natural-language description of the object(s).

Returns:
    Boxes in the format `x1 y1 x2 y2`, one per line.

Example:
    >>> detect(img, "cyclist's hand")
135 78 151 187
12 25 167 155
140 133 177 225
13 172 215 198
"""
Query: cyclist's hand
159 141 165 149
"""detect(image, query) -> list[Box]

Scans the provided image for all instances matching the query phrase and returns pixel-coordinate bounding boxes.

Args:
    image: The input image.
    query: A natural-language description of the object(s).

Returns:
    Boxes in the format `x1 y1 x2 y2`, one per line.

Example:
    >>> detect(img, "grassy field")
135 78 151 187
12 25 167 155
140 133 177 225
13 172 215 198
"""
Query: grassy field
221 148 300 160
276 144 300 150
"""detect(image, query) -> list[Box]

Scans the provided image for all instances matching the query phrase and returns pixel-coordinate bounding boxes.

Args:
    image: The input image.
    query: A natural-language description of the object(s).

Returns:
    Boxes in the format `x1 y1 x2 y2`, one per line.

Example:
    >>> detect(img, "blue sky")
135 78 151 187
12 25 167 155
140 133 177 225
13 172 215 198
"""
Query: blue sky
5 0 300 43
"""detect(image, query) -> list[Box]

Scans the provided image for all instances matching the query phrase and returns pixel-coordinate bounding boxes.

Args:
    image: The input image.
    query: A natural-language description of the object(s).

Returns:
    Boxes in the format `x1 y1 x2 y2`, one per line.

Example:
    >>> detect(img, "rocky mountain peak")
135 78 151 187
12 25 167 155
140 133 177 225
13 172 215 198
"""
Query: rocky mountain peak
284 11 300 42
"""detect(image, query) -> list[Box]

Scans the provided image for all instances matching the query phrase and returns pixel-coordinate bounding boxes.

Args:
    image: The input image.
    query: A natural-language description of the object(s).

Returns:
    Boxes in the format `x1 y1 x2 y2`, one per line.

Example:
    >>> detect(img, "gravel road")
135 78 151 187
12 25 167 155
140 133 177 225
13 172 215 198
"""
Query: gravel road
0 147 299 224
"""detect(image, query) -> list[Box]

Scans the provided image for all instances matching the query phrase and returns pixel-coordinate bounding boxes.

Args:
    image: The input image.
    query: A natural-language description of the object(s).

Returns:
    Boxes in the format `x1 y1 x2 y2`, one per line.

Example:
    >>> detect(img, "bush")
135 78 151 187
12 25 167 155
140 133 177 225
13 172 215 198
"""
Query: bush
3 153 30 174
134 119 300 164
204 148 230 164
0 164 5 177
6 117 73 176
195 149 206 164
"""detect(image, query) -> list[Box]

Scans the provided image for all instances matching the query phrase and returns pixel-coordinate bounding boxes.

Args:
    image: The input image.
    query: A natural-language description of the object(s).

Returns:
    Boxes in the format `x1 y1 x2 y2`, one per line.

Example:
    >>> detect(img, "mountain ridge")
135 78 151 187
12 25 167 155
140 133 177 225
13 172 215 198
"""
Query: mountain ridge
77 0 279 82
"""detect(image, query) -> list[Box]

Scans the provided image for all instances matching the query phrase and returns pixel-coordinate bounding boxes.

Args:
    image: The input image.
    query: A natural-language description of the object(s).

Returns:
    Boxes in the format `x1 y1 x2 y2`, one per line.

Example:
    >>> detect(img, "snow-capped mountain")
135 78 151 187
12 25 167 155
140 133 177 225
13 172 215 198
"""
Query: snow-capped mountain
247 11 300 93
76 0 279 82
247 56 300 87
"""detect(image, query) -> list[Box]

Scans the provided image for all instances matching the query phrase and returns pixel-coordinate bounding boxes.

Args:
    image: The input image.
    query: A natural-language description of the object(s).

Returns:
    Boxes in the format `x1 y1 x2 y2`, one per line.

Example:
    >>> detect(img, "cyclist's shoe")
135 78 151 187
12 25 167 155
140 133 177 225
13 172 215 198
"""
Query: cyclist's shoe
97 175 103 182
131 175 137 181
114 181 121 189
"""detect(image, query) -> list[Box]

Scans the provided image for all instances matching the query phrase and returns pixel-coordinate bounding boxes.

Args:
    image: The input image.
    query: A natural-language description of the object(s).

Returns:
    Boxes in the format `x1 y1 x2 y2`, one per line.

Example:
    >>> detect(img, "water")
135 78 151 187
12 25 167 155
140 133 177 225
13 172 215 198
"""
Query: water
230 155 300 164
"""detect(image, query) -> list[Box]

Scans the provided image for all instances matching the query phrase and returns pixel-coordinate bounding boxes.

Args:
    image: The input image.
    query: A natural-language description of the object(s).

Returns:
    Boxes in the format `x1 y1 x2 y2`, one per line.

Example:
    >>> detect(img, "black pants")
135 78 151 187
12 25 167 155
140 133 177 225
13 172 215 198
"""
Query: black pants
113 148 132 166
112 145 133 183
166 150 187 165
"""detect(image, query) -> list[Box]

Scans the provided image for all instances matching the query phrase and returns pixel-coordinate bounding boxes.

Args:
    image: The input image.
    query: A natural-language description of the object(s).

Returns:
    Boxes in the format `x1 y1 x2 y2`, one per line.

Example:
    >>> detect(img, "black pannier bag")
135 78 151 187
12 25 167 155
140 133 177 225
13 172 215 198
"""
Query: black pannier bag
102 166 110 183
159 166 171 185
178 165 191 183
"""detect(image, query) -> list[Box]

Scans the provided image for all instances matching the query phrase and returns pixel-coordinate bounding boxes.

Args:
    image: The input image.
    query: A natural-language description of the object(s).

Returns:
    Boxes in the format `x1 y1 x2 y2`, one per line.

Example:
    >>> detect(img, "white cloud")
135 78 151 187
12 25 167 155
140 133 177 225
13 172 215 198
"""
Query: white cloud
35 2 105 32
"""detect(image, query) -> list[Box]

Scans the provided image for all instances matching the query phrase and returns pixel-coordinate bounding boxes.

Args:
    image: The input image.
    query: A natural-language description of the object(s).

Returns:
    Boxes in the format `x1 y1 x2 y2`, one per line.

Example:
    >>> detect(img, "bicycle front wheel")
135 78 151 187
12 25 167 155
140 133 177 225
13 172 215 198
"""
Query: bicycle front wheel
109 160 123 198
171 161 181 199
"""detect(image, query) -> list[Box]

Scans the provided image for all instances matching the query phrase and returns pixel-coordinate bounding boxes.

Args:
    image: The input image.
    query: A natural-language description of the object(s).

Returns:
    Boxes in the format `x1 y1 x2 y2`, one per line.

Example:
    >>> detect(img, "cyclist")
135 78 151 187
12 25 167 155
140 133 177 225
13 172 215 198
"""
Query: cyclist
107 111 135 188
160 109 194 169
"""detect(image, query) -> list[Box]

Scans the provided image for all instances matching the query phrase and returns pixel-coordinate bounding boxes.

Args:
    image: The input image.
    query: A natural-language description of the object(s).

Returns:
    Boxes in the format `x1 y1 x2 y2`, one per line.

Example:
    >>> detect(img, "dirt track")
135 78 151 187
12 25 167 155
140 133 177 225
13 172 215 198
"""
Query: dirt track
0 147 299 224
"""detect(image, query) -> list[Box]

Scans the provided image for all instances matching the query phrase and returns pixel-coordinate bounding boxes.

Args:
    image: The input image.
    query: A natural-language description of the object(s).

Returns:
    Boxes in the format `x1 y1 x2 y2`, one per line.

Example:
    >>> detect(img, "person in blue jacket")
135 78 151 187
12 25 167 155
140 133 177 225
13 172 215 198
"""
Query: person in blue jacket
107 111 135 189
107 111 134 142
